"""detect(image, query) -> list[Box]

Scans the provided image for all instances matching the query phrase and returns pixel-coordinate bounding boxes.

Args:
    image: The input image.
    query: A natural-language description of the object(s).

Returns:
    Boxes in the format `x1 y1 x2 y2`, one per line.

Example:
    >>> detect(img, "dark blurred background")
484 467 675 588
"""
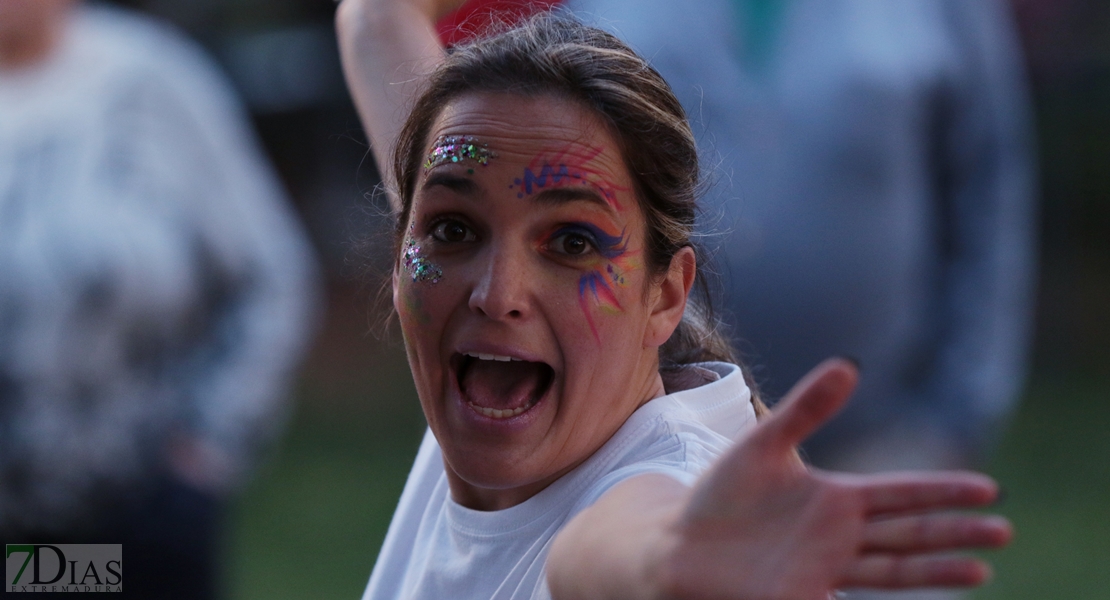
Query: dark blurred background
101 0 1110 597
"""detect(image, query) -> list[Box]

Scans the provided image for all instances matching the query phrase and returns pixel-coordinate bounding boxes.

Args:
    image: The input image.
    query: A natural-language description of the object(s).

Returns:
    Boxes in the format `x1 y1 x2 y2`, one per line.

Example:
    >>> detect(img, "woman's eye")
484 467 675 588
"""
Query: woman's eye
551 232 594 256
431 220 475 243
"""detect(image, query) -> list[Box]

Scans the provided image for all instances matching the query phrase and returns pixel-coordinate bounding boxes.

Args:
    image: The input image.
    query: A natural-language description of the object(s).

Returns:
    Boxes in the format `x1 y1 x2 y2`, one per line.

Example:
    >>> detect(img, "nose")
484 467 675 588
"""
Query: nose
468 243 531 321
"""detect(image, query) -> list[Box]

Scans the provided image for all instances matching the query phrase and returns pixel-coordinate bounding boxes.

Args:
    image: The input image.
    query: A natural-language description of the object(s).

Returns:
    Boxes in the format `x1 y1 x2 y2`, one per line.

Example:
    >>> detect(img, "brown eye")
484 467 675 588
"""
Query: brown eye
550 232 593 256
432 219 476 243
443 222 467 242
563 235 588 255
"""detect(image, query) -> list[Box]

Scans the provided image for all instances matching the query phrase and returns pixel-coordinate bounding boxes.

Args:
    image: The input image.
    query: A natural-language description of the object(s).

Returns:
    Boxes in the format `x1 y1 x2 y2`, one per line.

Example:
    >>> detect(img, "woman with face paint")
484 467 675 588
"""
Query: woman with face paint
336 2 1013 598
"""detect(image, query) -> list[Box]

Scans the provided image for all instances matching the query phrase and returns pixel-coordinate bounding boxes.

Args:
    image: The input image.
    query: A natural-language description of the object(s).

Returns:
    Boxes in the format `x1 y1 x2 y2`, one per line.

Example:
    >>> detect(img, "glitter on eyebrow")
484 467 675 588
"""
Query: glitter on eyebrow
424 135 495 170
402 238 443 283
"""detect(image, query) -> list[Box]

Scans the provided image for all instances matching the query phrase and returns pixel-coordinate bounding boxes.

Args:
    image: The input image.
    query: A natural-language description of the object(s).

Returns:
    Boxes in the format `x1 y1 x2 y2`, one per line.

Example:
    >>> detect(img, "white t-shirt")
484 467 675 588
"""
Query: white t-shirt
362 362 756 600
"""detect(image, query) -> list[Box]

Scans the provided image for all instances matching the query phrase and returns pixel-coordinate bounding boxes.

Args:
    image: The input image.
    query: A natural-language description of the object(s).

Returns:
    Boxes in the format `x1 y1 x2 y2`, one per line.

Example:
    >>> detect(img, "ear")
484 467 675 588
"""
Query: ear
644 246 696 349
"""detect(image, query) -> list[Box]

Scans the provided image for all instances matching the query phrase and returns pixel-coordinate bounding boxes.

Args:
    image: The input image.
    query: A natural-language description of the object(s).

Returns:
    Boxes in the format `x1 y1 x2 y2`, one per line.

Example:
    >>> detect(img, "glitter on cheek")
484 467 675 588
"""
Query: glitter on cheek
402 237 444 283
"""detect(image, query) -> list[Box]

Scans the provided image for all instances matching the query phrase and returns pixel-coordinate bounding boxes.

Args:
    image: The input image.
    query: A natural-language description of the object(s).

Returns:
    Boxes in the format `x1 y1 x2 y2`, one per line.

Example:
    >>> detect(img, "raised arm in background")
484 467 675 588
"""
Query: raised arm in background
336 0 463 212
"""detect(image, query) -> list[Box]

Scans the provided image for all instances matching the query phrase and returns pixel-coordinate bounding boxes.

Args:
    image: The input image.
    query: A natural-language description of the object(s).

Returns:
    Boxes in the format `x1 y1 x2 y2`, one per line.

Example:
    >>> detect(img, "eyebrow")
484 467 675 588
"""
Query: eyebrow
422 172 479 195
530 187 612 210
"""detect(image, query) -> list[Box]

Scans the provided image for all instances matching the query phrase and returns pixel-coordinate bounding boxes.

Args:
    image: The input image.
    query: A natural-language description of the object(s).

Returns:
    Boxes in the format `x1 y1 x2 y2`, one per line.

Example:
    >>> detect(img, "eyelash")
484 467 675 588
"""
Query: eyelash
427 216 478 244
420 217 610 260
546 226 599 258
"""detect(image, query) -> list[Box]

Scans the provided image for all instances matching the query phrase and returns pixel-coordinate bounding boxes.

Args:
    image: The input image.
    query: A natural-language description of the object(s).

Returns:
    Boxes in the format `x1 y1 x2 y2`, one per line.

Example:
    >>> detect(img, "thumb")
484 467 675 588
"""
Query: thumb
755 358 859 455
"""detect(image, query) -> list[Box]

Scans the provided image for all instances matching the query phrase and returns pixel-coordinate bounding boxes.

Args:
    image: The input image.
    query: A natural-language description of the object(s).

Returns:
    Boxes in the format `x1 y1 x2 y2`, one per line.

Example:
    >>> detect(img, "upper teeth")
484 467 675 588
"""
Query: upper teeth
466 352 521 362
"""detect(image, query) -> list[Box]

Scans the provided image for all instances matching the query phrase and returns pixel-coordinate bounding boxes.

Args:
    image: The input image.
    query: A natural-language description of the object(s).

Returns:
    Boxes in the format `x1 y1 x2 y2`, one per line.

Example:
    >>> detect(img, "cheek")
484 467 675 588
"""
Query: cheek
396 279 433 327
395 235 448 327
573 253 644 342
395 261 458 336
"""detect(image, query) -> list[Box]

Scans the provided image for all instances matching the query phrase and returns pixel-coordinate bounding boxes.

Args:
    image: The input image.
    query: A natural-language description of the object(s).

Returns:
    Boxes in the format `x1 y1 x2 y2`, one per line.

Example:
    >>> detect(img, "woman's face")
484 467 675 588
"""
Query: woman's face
395 91 690 510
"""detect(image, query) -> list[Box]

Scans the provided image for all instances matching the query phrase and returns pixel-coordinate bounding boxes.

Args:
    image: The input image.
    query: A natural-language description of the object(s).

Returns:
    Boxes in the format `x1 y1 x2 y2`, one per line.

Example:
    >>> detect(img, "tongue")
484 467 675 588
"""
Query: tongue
461 359 547 410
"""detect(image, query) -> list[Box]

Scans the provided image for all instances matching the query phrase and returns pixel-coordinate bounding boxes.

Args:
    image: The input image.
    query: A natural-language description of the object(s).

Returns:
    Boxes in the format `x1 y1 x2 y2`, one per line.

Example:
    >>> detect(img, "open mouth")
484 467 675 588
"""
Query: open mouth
454 352 554 419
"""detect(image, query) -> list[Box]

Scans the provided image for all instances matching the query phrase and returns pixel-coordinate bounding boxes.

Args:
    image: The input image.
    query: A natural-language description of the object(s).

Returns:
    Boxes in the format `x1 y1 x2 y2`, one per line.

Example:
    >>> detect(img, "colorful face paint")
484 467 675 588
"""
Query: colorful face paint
424 135 495 170
548 222 628 259
545 223 641 341
508 145 629 210
402 236 443 283
401 92 675 512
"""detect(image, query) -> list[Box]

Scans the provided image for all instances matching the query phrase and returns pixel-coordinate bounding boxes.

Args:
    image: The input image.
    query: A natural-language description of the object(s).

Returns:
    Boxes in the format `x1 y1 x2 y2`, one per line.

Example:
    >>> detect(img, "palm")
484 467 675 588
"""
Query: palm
663 360 1010 600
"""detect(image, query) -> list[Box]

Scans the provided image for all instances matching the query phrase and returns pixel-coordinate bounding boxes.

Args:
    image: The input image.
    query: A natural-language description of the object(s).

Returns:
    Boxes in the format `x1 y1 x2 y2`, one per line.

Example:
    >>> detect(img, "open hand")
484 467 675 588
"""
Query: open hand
659 358 1012 599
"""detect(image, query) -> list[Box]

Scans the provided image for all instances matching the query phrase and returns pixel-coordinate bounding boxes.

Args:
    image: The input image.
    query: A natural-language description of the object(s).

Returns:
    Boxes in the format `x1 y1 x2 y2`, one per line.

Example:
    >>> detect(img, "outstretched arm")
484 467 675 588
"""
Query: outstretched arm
336 0 463 212
547 359 1012 599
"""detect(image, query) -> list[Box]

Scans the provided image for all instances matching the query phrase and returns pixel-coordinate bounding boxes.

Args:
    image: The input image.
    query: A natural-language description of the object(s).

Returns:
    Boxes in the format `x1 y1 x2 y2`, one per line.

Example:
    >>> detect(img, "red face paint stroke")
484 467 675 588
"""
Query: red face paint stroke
508 144 630 210
578 282 602 341
537 221 639 341
574 248 641 343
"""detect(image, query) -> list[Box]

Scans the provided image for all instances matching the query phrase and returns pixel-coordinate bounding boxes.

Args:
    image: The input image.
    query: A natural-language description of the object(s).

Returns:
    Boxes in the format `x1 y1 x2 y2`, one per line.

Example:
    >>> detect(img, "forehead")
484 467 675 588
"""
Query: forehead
426 92 628 175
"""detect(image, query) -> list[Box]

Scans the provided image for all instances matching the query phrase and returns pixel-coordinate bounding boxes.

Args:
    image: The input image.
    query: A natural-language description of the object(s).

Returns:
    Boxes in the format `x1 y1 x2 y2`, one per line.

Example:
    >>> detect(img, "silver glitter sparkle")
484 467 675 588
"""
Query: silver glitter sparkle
402 237 443 283
424 135 494 170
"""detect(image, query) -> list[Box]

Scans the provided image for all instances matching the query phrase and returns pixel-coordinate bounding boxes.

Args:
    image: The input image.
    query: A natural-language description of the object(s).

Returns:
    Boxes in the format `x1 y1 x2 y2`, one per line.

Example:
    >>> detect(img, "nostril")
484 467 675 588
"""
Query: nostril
468 280 528 320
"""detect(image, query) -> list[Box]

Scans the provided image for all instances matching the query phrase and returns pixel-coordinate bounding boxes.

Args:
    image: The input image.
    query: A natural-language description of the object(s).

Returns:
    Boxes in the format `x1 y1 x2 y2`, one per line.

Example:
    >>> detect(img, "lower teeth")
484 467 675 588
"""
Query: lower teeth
468 401 532 419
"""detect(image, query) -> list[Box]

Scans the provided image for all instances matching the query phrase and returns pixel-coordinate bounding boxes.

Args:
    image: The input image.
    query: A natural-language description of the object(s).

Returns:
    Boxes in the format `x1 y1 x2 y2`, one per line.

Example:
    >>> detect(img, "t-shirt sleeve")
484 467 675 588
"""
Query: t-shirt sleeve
573 462 699 515
571 429 728 517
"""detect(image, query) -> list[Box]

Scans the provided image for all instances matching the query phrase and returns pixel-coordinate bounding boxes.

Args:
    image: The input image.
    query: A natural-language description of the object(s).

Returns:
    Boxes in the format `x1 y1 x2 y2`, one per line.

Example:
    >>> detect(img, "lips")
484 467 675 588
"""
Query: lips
456 352 554 419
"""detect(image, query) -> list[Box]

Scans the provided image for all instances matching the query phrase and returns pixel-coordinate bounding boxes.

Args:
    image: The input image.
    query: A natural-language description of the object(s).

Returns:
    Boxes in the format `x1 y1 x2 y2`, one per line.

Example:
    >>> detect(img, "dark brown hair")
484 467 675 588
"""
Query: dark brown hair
390 12 766 415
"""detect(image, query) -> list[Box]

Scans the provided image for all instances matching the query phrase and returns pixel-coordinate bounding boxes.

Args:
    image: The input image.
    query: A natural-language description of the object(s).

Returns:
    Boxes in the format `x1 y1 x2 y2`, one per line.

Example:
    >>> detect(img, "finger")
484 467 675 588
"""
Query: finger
850 471 1001 515
861 514 1013 553
840 554 993 589
757 358 858 452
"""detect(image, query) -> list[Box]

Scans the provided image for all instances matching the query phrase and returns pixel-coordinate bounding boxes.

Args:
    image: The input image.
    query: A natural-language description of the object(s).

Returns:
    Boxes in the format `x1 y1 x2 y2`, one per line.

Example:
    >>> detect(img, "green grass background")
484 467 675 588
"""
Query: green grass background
227 326 1110 599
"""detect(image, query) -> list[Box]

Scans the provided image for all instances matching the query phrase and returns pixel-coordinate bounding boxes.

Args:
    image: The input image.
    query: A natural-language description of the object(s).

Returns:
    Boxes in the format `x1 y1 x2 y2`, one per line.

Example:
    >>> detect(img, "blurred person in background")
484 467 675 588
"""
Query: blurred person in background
0 0 320 597
568 0 1037 491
